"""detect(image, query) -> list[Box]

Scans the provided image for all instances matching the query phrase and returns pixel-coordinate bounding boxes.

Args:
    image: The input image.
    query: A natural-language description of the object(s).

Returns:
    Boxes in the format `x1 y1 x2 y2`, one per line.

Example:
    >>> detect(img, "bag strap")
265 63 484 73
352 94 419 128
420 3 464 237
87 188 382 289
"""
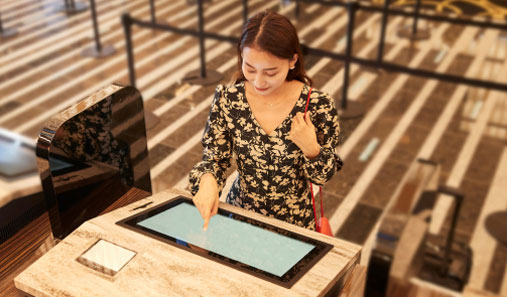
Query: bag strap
303 88 325 226
304 88 318 222
304 87 312 117
310 184 325 225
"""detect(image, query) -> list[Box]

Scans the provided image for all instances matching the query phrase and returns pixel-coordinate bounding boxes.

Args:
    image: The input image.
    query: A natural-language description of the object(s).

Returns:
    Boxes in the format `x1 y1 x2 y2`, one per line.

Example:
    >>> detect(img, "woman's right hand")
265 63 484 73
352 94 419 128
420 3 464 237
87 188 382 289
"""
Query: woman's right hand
192 173 220 231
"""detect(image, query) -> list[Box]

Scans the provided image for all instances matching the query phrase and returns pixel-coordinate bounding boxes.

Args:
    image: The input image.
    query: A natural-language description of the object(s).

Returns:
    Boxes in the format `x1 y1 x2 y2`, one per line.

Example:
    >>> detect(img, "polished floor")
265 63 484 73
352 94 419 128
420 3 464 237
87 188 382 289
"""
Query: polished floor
1 0 506 296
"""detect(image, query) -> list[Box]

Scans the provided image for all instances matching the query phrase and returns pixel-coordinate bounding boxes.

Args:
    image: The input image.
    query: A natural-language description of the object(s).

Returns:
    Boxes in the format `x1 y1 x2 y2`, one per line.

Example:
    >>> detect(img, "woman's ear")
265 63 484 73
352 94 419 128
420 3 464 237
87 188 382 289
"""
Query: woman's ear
290 53 298 69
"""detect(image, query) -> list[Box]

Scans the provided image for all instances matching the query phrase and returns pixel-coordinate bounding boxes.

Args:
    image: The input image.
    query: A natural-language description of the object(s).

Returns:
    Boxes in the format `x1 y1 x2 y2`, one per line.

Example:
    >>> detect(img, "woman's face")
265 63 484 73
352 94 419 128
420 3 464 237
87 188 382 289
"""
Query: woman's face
241 46 297 96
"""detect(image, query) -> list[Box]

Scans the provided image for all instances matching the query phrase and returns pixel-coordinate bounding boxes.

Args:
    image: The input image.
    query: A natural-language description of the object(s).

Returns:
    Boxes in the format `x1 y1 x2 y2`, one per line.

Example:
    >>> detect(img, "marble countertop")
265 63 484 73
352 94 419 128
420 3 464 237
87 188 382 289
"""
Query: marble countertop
15 189 362 297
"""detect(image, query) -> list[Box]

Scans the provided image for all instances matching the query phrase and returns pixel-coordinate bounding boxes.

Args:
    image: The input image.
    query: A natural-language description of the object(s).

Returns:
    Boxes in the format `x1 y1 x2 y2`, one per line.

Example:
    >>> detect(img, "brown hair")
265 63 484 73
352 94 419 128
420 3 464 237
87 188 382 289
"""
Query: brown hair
232 10 313 86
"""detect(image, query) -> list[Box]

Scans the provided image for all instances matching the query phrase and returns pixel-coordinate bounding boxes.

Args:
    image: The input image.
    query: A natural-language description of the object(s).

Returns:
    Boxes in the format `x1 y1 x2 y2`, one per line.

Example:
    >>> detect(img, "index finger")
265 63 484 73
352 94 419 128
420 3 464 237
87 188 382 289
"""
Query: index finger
193 198 207 220
203 216 210 231
202 204 212 231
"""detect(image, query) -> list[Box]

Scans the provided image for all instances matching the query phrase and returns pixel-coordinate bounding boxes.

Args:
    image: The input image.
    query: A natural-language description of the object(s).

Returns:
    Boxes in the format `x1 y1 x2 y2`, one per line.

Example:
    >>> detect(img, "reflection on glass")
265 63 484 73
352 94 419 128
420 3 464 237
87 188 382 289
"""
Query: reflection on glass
37 85 151 239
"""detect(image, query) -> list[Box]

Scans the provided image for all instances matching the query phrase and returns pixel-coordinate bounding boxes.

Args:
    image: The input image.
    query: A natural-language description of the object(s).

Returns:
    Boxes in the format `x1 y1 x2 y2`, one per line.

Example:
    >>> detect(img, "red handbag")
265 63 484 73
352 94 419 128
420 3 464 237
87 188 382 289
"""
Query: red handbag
304 88 333 236
310 185 333 236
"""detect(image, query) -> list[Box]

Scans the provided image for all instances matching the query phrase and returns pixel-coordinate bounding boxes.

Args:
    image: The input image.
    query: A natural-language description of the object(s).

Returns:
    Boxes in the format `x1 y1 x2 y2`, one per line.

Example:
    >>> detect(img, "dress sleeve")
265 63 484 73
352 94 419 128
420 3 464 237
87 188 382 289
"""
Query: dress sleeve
189 85 232 195
302 92 343 186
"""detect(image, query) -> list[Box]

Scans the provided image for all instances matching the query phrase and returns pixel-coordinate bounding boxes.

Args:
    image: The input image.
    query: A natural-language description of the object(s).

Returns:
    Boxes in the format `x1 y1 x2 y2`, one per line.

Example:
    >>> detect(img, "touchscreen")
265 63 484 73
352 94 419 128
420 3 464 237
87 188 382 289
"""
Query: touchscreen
137 203 315 277
117 197 333 288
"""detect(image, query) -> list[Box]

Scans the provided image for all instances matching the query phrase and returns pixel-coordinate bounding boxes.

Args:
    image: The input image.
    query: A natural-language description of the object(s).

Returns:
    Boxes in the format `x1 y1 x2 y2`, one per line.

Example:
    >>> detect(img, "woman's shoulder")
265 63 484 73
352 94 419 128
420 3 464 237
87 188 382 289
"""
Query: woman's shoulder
306 87 339 126
216 82 245 95
212 83 245 113
306 86 335 108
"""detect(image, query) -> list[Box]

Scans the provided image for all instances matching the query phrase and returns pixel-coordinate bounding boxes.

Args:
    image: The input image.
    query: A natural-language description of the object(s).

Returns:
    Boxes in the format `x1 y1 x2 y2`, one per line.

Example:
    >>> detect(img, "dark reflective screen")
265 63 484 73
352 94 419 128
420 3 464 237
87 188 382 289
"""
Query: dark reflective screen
37 84 151 239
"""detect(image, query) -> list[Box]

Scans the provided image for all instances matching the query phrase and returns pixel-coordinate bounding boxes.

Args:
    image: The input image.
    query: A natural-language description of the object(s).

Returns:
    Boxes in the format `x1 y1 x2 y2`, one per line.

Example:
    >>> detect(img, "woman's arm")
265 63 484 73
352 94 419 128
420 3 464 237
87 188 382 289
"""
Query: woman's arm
188 85 232 228
292 92 343 186
192 173 219 230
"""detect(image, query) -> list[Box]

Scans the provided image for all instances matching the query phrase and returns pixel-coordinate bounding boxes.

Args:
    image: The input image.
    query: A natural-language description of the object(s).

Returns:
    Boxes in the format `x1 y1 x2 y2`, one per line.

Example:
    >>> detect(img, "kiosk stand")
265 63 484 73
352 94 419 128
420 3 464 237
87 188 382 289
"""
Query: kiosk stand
15 190 363 297
182 0 223 85
81 0 115 58
397 0 430 40
339 2 365 120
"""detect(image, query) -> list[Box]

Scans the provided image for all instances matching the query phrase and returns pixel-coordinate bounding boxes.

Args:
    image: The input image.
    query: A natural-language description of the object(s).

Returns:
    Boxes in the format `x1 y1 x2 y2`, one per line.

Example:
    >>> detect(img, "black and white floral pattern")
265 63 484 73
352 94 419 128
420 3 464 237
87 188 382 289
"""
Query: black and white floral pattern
189 82 342 230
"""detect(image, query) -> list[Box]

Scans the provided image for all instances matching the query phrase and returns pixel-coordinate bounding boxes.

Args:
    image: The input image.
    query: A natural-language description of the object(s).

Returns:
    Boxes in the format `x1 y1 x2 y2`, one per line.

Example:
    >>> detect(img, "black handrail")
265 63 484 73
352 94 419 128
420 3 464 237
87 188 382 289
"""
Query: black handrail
377 0 390 63
437 185 464 276
121 12 237 86
197 0 207 79
90 0 102 53
341 2 358 110
81 0 115 58
242 0 248 25
149 0 156 24
412 0 422 36
127 14 239 43
121 0 507 93
296 0 506 30
122 13 136 87
303 46 507 92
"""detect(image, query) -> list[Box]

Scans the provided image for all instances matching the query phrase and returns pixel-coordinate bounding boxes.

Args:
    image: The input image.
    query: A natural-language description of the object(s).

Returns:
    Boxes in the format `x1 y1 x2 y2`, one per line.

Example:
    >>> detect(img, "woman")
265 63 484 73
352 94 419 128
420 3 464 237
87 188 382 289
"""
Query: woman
189 10 342 231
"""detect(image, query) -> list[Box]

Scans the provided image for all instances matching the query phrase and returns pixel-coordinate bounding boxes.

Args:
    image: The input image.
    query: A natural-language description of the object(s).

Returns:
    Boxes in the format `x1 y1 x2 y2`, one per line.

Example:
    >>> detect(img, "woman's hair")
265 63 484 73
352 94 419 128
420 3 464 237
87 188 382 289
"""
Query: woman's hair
232 10 313 86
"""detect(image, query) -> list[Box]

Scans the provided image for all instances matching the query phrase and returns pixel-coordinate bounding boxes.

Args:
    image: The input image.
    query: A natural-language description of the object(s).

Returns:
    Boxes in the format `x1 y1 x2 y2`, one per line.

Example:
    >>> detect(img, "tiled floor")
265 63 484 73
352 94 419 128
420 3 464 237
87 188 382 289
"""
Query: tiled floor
1 0 506 295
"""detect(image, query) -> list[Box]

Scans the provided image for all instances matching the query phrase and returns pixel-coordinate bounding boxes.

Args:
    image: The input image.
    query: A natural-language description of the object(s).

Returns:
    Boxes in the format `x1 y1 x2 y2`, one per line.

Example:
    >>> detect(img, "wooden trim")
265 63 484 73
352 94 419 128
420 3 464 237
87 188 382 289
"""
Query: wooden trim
0 212 52 297
0 187 149 296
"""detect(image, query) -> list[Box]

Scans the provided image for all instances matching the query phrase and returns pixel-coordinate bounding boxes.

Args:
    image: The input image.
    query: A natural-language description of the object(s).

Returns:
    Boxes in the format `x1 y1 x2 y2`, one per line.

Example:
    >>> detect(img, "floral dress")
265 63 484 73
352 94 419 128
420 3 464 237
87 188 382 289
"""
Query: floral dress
189 81 342 230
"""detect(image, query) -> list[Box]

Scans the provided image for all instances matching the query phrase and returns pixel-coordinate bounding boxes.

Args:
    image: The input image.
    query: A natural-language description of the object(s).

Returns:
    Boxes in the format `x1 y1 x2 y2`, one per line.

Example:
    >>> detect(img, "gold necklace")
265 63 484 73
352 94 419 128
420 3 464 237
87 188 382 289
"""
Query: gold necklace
248 83 287 109
267 99 281 108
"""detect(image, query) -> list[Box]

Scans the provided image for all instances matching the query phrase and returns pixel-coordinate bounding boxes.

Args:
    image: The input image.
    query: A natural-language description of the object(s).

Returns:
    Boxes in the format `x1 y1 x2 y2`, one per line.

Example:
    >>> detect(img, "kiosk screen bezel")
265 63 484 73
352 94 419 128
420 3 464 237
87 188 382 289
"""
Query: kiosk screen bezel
116 196 333 288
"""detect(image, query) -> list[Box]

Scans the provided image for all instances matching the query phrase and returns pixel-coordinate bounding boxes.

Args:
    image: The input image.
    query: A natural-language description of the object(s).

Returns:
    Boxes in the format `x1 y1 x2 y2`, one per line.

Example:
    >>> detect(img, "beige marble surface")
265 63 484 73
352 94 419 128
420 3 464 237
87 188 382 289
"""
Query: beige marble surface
15 189 361 297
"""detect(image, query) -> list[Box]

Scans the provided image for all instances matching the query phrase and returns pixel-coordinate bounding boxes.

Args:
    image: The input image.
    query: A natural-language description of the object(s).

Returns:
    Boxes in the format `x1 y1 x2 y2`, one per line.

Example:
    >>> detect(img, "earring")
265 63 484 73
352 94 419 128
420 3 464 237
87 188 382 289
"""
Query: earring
290 66 295 70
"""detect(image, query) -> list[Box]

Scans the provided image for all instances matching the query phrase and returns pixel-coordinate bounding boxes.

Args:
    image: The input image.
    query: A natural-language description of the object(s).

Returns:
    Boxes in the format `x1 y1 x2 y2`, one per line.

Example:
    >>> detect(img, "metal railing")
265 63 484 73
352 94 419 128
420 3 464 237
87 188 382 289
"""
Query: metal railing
121 0 507 118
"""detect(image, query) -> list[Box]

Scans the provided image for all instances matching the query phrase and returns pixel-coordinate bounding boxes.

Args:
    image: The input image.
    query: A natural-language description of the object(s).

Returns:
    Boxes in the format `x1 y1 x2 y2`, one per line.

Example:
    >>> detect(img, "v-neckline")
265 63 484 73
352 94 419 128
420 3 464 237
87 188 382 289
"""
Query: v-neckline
241 81 307 137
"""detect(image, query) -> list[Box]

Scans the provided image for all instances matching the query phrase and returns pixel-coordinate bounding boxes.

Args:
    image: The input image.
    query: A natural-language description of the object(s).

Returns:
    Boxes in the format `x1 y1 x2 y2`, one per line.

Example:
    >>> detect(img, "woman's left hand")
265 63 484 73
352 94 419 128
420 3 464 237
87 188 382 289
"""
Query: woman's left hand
289 112 321 159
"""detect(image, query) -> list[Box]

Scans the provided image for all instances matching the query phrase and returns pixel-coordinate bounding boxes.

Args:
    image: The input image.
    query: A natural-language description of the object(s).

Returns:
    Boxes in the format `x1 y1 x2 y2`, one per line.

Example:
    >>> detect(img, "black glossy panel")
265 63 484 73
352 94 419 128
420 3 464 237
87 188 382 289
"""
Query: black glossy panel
36 84 152 239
